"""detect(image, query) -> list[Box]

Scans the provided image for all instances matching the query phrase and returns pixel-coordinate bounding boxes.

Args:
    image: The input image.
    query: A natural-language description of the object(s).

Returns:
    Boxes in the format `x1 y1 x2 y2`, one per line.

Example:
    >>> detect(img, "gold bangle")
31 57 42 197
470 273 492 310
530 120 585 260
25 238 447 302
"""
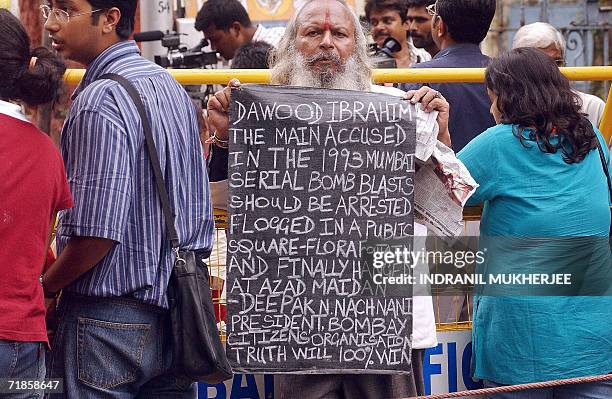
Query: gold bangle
206 133 229 149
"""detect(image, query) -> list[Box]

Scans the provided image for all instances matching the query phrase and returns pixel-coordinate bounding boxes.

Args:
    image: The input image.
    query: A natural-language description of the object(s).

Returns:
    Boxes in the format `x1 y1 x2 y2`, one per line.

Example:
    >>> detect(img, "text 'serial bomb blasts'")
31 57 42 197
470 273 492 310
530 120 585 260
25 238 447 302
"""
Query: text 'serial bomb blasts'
133 30 218 69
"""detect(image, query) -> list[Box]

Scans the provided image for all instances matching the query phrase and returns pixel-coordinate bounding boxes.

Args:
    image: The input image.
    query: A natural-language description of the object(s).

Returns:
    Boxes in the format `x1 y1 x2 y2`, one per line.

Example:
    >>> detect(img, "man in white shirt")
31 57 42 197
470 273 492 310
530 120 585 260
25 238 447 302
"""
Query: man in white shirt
365 0 431 68
194 0 284 61
208 1 451 397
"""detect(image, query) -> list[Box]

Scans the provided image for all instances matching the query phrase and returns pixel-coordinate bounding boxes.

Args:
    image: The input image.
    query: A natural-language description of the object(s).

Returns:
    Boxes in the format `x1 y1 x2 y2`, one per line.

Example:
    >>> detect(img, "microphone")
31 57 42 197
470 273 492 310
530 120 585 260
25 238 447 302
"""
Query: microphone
381 37 402 54
133 30 164 42
370 37 402 68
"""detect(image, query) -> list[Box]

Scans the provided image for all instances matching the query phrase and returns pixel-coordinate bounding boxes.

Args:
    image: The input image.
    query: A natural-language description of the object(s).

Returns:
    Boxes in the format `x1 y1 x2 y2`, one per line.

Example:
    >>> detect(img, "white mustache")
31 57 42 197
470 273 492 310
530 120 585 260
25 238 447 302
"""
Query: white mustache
306 52 342 65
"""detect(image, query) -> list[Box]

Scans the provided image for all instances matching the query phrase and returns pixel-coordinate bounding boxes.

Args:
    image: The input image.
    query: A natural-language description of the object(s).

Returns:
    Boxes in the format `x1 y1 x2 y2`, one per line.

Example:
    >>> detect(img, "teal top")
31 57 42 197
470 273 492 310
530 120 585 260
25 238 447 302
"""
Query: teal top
458 123 612 384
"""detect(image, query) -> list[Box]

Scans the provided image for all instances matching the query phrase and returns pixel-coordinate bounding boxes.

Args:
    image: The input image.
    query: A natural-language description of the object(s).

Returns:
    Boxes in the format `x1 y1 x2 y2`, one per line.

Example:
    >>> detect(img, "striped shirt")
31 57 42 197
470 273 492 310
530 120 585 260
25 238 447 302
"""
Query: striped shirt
56 41 214 308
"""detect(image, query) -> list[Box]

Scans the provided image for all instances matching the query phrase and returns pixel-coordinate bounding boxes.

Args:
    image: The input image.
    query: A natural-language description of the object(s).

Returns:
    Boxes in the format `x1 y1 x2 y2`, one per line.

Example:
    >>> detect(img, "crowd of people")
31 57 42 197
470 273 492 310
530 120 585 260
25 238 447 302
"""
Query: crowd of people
0 0 610 398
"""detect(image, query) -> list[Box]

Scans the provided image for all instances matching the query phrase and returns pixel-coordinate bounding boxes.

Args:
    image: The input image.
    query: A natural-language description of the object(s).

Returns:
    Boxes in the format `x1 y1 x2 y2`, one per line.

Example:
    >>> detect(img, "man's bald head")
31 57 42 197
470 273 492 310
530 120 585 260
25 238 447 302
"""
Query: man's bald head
270 0 371 91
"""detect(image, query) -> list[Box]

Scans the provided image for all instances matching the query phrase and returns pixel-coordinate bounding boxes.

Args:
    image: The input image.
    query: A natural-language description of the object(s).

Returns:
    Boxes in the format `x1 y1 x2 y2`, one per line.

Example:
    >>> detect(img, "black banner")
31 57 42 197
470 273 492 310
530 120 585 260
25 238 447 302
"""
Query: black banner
226 84 417 374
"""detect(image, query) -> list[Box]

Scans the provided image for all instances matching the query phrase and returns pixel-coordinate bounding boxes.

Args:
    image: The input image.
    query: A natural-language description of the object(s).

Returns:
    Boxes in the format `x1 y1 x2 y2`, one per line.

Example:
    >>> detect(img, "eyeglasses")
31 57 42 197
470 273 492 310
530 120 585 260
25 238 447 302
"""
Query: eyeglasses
40 4 102 24
554 58 565 67
426 2 437 16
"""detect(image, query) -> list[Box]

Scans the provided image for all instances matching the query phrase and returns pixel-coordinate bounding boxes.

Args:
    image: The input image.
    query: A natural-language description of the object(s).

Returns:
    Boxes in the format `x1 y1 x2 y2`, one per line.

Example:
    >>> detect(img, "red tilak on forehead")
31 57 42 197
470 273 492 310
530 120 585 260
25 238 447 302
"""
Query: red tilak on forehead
323 8 331 30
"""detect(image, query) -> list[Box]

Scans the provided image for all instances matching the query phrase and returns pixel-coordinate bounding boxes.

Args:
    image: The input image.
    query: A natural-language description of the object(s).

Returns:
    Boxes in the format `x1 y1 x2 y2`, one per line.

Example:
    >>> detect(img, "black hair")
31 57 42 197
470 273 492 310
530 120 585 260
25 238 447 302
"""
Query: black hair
406 0 435 7
0 9 66 106
194 0 252 32
437 0 495 44
486 47 596 164
365 0 409 22
87 0 137 39
232 41 272 69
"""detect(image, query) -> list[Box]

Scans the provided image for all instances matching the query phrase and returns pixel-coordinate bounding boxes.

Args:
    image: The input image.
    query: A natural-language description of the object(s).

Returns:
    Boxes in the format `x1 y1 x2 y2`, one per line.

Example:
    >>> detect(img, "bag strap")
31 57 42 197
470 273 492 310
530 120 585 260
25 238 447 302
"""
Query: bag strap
595 136 612 204
99 73 180 250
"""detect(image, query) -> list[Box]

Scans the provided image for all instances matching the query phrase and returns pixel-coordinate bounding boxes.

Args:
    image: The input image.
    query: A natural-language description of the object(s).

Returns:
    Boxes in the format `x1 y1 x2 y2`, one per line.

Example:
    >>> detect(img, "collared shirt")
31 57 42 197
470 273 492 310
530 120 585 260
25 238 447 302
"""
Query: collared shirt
401 43 496 151
575 90 605 127
0 100 29 122
408 40 431 66
252 24 285 48
56 41 214 308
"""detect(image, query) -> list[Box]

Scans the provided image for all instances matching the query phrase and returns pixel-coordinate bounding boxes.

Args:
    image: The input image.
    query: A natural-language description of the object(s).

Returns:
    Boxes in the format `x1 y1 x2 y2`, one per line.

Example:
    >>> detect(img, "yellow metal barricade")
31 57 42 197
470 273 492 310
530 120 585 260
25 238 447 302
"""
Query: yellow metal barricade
64 66 612 141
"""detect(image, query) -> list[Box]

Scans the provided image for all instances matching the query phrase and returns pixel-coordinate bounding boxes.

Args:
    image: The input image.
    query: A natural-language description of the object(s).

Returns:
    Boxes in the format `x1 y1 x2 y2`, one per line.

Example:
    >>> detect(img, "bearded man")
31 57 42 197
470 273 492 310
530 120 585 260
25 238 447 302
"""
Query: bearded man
208 1 449 397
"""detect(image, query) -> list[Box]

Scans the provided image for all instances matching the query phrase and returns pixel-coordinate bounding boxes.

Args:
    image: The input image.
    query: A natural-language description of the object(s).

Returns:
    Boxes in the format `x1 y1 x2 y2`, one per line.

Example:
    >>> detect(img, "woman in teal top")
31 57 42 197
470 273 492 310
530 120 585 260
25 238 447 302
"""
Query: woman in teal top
453 48 612 397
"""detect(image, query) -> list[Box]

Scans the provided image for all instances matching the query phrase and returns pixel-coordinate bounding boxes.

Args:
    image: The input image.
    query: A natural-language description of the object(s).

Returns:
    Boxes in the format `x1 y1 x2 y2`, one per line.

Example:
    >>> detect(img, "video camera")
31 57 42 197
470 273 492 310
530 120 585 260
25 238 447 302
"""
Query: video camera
369 37 402 69
134 30 218 69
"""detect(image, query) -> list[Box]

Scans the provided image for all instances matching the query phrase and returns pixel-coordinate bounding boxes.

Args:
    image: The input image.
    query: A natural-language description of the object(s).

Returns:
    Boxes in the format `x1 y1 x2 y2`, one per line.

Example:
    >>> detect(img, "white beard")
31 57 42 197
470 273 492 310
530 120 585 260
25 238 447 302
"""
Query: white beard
287 49 367 91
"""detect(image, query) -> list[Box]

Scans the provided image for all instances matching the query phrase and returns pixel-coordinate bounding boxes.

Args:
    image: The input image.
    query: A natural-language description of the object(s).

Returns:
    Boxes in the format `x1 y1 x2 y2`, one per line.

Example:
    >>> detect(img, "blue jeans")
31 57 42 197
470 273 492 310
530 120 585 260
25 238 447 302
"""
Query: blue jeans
47 293 195 399
484 379 612 399
0 340 46 398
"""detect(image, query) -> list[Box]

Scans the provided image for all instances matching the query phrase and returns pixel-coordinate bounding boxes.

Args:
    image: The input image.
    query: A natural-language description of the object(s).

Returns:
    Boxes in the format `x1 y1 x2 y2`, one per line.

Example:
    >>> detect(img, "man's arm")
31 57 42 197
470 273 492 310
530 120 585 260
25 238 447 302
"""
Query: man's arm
207 79 241 142
42 236 116 295
43 215 56 273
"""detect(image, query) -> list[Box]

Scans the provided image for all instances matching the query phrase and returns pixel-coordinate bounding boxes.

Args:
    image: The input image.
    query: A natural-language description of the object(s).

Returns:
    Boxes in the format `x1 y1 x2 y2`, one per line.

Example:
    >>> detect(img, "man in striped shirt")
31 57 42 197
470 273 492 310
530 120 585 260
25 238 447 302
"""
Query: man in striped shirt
42 0 214 397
